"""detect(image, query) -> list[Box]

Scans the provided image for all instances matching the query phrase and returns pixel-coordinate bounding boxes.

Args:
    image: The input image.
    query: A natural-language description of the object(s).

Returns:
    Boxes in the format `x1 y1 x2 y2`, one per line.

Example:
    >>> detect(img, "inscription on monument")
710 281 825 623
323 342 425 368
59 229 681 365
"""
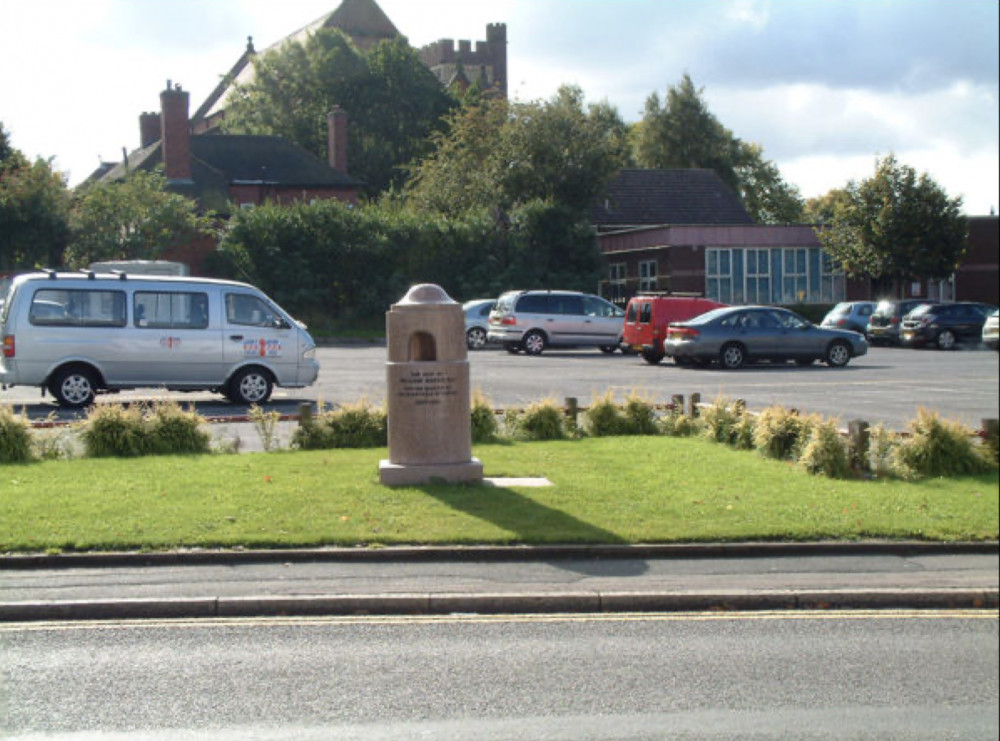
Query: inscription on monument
397 370 458 406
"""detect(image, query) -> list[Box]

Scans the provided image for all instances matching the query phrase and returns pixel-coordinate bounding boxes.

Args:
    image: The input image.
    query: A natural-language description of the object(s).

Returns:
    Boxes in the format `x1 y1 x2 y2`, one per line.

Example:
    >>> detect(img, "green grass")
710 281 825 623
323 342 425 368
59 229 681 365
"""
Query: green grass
1 436 997 553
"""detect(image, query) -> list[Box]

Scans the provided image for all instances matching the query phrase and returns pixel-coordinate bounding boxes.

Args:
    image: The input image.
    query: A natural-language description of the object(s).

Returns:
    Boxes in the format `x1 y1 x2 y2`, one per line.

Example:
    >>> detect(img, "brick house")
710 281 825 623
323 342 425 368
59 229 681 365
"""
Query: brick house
92 82 363 273
593 169 999 308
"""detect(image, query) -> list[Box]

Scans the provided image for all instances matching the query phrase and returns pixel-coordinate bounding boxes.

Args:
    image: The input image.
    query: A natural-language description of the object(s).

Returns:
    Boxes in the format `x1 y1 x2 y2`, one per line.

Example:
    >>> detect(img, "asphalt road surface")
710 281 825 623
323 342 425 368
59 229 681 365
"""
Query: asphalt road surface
3 610 997 740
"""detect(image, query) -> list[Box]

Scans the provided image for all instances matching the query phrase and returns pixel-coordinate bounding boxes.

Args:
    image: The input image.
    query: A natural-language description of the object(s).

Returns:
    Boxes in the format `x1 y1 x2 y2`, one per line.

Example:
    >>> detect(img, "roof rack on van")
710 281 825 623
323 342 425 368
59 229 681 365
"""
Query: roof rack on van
78 269 96 280
42 269 58 280
109 270 129 281
635 291 705 298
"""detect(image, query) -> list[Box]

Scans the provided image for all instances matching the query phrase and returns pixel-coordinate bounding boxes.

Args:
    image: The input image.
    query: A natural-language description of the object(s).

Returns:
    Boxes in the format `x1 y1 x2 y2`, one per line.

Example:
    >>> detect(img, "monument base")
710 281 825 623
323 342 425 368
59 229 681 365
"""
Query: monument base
379 458 483 486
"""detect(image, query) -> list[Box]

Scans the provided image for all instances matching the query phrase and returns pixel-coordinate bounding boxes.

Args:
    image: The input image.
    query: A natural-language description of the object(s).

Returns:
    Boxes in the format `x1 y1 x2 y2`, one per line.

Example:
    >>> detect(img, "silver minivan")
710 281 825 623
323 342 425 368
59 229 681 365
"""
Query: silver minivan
487 290 625 355
0 271 319 407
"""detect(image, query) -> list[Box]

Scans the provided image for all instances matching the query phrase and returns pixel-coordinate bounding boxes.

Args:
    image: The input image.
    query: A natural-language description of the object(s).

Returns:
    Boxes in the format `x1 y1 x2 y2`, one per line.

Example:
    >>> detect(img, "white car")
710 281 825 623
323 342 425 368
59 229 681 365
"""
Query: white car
463 299 495 350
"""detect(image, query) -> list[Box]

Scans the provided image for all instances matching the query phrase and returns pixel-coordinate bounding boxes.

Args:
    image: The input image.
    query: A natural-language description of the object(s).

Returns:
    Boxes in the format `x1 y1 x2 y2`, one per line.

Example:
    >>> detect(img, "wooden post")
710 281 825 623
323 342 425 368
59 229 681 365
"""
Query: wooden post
671 395 684 415
298 401 313 426
983 418 999 463
687 392 701 418
565 397 579 430
848 419 870 470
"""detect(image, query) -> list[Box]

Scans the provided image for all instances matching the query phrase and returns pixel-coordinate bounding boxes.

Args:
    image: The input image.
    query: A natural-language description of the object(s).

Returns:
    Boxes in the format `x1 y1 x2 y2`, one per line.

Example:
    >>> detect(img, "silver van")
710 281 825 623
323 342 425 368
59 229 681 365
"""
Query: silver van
487 290 625 355
0 271 319 407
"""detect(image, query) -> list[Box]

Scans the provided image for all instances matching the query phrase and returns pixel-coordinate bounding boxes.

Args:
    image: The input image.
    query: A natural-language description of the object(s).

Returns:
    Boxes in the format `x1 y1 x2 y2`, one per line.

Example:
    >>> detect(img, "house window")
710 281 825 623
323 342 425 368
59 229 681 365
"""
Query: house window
820 251 846 303
638 260 657 292
607 262 627 303
706 249 733 304
745 248 770 305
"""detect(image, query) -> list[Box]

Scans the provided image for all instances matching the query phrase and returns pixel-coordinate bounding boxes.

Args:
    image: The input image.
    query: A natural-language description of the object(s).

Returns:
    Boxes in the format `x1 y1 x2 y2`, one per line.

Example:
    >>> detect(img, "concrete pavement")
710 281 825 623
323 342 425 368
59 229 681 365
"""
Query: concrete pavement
1 542 997 622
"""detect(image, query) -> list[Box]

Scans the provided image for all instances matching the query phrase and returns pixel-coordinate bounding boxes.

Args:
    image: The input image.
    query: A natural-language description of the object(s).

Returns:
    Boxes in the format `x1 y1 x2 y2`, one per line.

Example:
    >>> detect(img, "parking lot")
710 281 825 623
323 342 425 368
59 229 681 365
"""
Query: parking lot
3 343 998 435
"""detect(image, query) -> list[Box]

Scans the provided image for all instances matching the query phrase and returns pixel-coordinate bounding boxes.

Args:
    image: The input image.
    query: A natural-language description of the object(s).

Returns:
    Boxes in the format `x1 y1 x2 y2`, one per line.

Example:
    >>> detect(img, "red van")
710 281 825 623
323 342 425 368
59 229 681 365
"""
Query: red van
622 294 727 364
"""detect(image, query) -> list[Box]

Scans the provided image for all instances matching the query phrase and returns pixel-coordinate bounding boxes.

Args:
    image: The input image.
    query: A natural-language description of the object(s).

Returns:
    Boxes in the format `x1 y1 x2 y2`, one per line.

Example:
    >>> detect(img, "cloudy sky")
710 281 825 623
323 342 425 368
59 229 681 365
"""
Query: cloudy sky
3 0 997 214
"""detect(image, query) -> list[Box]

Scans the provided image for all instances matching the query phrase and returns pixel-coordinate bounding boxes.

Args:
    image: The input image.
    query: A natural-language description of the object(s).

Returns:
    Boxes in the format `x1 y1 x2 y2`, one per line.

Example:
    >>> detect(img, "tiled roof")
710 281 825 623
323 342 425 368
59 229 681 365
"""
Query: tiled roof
94 134 362 208
591 169 753 227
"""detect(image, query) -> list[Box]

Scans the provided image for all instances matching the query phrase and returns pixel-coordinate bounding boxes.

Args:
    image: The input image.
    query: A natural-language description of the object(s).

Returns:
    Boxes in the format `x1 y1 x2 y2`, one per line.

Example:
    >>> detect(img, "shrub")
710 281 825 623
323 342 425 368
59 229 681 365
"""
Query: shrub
700 396 756 449
80 404 152 458
892 408 995 478
584 391 629 437
148 402 210 455
249 404 282 452
660 408 699 437
512 398 566 441
753 406 814 460
0 406 35 463
470 390 500 443
623 392 660 436
868 423 900 478
292 399 387 449
798 418 852 478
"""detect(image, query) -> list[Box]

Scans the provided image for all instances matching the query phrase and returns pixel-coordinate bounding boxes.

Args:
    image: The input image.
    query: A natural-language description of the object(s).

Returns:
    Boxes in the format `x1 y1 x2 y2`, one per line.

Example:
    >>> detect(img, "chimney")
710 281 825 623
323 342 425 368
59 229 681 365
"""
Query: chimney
139 112 161 148
160 80 192 181
327 106 348 174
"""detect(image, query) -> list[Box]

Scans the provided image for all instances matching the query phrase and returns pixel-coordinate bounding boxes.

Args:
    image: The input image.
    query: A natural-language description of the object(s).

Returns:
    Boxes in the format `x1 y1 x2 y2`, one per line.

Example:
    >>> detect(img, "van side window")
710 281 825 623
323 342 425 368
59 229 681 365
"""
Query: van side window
515 295 549 314
584 296 617 318
639 302 652 323
226 293 279 327
134 292 209 329
29 289 126 327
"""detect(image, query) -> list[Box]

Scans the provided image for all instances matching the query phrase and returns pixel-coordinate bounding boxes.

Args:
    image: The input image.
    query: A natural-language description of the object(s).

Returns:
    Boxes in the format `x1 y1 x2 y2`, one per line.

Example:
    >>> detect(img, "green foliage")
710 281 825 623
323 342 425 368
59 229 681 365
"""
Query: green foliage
80 402 209 458
623 393 660 436
66 171 214 268
0 406 35 463
405 87 628 217
511 398 567 441
470 390 500 444
0 123 71 270
249 405 282 452
752 406 815 461
585 391 660 437
632 75 803 224
798 419 852 479
659 408 699 437
814 154 967 285
223 30 454 196
892 409 995 479
700 396 756 449
291 400 387 450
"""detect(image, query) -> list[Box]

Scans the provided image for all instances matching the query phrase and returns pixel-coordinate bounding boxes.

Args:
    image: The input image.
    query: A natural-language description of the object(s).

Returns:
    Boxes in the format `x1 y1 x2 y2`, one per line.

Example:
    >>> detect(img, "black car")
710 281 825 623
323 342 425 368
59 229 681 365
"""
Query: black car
899 302 998 349
866 299 928 345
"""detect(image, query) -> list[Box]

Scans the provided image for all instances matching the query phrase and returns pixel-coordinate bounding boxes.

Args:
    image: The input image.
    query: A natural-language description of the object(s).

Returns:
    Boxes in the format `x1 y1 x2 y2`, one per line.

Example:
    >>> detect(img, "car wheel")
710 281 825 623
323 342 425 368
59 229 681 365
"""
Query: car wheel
719 342 746 370
49 366 98 408
522 330 546 356
936 330 956 350
228 367 273 405
825 341 852 367
466 326 488 350
641 349 664 365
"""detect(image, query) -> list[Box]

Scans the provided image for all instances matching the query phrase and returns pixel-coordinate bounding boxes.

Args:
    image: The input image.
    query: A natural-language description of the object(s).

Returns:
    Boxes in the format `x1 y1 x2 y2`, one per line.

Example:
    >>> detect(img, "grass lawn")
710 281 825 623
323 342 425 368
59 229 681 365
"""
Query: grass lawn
1 436 997 553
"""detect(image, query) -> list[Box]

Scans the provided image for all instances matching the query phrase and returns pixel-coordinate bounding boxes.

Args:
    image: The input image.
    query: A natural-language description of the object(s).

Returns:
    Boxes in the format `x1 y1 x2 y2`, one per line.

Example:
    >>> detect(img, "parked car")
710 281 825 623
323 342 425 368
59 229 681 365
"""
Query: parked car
662 305 868 369
899 302 998 349
820 301 877 334
622 294 727 364
866 299 929 345
463 299 495 350
983 309 999 352
487 290 625 355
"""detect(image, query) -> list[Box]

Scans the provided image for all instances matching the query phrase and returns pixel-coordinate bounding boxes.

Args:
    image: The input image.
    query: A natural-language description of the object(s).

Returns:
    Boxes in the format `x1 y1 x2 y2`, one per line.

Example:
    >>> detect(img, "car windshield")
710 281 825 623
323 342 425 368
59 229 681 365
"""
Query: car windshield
909 304 934 317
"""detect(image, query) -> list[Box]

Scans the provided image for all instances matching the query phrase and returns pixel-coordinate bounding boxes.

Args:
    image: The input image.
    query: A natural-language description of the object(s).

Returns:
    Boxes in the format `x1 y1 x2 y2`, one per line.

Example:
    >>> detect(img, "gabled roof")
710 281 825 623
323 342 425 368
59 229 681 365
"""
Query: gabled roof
95 134 363 210
591 169 753 228
193 0 401 125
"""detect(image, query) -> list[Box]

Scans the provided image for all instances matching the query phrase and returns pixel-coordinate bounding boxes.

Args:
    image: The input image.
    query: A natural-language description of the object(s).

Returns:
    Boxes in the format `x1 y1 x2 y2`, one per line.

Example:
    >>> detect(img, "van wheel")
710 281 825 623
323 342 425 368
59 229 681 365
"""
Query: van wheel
228 367 273 405
50 367 98 408
522 330 546 356
641 349 664 365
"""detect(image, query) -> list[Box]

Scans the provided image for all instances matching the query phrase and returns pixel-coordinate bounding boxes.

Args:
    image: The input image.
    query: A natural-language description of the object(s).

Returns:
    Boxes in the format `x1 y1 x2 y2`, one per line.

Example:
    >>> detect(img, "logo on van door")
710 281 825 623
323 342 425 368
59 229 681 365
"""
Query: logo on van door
160 337 182 349
243 338 282 357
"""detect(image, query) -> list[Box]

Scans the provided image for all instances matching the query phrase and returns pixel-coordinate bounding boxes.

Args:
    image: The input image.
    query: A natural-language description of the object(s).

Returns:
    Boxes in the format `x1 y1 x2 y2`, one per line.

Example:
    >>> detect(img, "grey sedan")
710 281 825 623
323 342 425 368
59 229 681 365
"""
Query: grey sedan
663 306 868 369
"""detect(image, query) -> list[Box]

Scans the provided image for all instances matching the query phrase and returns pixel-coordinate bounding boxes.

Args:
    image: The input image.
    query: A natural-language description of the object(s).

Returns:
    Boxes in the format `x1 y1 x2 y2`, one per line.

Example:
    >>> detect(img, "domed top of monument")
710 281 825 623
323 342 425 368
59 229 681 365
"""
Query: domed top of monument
397 284 456 306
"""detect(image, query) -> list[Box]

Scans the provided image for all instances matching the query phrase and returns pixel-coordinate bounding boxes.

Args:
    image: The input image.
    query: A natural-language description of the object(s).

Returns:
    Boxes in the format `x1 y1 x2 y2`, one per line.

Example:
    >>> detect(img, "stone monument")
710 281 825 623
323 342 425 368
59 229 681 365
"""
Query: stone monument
379 284 483 486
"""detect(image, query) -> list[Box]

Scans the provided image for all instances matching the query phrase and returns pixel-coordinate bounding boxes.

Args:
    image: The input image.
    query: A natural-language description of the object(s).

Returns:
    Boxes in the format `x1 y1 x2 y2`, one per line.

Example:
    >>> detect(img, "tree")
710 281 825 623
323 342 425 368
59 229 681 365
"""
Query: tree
405 86 629 217
223 30 454 196
0 123 71 270
65 171 213 267
633 74 803 224
815 154 967 292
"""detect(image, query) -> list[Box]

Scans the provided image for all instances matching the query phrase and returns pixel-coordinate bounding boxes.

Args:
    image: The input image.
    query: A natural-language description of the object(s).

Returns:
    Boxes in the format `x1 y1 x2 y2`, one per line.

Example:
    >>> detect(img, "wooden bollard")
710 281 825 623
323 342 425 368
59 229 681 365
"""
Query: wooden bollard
687 392 701 418
298 401 313 426
565 397 579 429
983 418 999 462
848 419 870 469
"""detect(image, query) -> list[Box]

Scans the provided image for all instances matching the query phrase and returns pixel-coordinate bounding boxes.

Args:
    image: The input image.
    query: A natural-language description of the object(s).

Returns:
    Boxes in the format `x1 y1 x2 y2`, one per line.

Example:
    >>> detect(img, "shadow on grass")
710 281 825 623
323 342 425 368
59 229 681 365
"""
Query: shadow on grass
419 483 650 577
